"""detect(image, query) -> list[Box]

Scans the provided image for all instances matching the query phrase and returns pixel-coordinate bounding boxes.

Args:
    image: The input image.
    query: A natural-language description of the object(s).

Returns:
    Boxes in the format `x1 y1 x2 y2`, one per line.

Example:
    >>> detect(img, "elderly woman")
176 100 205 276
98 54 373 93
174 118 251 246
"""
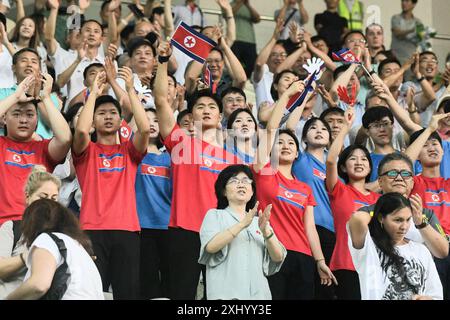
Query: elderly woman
199 164 286 300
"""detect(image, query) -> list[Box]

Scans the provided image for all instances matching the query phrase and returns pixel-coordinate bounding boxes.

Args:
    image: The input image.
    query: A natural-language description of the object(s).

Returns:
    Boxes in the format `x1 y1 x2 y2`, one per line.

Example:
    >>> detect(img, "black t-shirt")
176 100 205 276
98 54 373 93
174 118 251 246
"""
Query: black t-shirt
314 11 348 53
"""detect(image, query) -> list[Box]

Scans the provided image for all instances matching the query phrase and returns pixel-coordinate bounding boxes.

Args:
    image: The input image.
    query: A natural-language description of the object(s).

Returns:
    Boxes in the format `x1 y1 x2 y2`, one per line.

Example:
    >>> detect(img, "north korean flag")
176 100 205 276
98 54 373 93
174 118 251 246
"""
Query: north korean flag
141 164 170 179
332 48 360 64
202 64 213 89
285 71 317 114
171 21 217 64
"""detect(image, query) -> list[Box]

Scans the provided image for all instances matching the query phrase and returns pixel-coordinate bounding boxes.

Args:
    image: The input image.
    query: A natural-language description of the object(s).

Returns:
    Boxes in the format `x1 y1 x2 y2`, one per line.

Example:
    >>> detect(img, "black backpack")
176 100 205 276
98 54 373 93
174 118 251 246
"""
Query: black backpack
40 233 71 300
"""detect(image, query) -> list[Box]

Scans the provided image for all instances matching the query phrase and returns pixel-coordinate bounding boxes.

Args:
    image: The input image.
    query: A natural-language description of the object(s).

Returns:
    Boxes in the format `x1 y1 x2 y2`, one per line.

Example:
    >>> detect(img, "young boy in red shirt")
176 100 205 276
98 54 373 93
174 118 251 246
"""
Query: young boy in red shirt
72 68 150 300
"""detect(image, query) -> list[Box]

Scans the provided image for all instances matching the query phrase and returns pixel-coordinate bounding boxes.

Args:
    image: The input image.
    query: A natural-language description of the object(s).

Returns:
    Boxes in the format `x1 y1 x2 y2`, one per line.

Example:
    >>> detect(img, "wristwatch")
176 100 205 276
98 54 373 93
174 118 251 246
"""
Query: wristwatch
415 216 429 229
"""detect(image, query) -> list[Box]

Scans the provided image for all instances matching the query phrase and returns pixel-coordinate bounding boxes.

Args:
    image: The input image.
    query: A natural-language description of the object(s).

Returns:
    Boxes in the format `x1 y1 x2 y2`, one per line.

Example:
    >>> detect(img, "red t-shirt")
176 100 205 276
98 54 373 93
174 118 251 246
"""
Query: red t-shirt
0 137 60 224
412 175 450 234
164 125 240 232
253 166 316 256
328 180 380 271
73 140 145 231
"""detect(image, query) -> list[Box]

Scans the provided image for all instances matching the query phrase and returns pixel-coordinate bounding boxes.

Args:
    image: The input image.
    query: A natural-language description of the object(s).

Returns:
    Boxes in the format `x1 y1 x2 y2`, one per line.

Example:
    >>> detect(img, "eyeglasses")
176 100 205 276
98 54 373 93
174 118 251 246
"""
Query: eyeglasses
227 177 253 185
224 97 245 104
347 39 367 45
270 53 287 58
368 121 393 130
380 169 413 180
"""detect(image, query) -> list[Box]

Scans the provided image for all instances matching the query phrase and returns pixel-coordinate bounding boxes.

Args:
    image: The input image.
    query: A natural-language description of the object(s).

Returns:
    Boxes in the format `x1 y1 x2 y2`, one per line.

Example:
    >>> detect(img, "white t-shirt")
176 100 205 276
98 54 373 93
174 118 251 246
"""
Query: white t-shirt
0 45 14 88
25 233 104 300
252 64 274 110
348 227 443 300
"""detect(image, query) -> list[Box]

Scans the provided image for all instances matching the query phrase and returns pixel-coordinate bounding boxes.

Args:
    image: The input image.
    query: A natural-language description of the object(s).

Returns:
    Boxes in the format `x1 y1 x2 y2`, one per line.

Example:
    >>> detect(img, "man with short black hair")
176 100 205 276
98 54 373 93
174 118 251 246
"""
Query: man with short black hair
220 86 248 127
72 68 150 300
154 42 239 300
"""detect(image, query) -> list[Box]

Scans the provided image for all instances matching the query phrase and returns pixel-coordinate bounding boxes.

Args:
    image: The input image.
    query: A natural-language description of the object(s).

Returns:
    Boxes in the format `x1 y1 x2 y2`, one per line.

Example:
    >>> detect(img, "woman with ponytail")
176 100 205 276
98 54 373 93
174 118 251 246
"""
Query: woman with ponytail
348 192 443 300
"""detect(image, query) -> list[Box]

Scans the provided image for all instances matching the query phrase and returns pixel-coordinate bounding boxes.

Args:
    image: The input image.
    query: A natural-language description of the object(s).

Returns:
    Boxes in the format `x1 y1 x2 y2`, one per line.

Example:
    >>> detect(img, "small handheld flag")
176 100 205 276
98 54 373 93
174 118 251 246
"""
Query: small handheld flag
332 48 374 81
171 21 217 64
202 64 213 89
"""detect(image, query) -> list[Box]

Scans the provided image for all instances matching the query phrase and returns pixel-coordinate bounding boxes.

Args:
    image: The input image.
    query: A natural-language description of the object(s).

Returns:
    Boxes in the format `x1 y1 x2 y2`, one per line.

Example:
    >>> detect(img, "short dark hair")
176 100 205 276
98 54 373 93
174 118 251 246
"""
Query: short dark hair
320 107 345 120
83 63 105 80
151 6 164 17
210 47 224 60
378 58 402 76
227 108 257 130
419 51 438 61
362 106 394 129
12 48 40 65
177 109 191 124
94 95 122 116
279 128 300 153
81 19 103 33
127 37 156 57
374 50 397 61
333 64 351 80
301 117 332 145
215 165 257 212
270 69 299 101
377 153 414 176
343 30 366 45
221 87 246 101
409 128 442 147
311 35 327 44
338 145 373 183
64 102 84 124
187 89 223 113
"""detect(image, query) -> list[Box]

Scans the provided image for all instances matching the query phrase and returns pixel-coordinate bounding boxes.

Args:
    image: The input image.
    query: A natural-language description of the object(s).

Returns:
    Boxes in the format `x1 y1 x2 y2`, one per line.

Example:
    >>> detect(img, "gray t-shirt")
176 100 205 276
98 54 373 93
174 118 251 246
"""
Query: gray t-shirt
391 14 421 64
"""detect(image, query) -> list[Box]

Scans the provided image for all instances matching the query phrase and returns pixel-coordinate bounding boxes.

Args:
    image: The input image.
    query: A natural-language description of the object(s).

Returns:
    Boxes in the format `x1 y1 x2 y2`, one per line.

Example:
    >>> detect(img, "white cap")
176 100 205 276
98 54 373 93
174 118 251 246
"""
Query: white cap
436 84 450 111
1 0 11 9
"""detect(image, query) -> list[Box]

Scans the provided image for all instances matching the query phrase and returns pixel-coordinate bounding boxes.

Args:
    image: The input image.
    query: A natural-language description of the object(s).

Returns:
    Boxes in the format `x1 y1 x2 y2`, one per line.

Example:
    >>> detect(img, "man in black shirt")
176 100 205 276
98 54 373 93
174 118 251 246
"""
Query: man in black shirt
314 0 348 53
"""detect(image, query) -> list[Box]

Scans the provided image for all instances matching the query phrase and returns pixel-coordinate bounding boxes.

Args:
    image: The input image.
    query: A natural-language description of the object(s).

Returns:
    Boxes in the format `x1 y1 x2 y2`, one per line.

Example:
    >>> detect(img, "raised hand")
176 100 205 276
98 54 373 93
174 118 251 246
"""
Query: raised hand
15 76 35 103
429 112 450 132
210 25 223 45
258 204 272 236
104 56 117 83
240 201 259 228
410 193 424 226
273 17 284 40
47 0 60 10
108 0 121 12
118 66 134 92
77 41 88 61
284 79 304 98
40 73 54 97
344 105 355 128
157 41 173 59
90 72 106 97
288 22 301 44
107 43 118 59
317 84 337 108
79 0 91 11
0 22 9 46
216 0 232 12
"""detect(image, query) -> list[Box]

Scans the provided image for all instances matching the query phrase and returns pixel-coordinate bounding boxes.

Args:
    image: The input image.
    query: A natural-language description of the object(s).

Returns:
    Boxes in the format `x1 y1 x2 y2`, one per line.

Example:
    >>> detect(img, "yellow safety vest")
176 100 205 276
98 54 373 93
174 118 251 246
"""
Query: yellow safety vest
338 0 364 31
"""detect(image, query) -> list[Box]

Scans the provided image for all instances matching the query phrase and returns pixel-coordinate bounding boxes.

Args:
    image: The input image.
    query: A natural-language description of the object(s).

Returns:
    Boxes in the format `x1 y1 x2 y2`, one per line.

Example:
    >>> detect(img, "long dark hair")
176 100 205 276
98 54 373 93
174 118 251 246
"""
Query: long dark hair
301 117 332 148
215 165 257 212
21 199 94 255
337 145 373 183
369 193 417 293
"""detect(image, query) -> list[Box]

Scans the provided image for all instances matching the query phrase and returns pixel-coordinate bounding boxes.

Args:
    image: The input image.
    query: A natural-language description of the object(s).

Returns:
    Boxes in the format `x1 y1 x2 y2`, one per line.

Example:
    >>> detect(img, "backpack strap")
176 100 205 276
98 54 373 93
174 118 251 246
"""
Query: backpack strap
12 220 22 250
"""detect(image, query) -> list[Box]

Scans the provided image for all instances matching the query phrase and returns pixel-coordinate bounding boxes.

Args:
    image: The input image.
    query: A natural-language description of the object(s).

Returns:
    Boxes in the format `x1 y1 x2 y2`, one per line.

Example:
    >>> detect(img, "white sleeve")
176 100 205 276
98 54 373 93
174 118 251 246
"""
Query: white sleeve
422 247 444 300
29 233 63 268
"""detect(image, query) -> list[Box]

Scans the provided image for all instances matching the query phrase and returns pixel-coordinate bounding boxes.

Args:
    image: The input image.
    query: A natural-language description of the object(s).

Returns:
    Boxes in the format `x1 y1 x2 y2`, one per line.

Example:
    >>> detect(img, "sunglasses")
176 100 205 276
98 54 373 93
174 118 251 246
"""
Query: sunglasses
380 169 413 180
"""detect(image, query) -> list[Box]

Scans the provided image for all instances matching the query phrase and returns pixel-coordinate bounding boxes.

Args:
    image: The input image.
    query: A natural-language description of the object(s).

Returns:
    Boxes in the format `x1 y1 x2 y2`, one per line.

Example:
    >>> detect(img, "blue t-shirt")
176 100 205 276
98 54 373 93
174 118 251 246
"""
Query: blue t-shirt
414 141 450 179
292 151 334 232
224 143 254 165
0 86 60 139
135 152 172 229
369 153 386 182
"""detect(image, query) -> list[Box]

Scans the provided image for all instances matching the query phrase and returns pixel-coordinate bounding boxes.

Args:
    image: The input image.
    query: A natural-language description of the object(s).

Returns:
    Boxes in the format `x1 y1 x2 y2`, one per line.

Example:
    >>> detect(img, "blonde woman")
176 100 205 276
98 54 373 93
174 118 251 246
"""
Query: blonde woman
0 166 60 299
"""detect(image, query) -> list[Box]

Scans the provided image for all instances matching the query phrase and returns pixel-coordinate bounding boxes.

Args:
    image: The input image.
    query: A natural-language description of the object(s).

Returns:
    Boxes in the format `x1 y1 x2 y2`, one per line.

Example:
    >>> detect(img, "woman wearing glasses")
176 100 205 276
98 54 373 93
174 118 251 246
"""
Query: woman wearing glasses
199 165 286 300
348 192 443 300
